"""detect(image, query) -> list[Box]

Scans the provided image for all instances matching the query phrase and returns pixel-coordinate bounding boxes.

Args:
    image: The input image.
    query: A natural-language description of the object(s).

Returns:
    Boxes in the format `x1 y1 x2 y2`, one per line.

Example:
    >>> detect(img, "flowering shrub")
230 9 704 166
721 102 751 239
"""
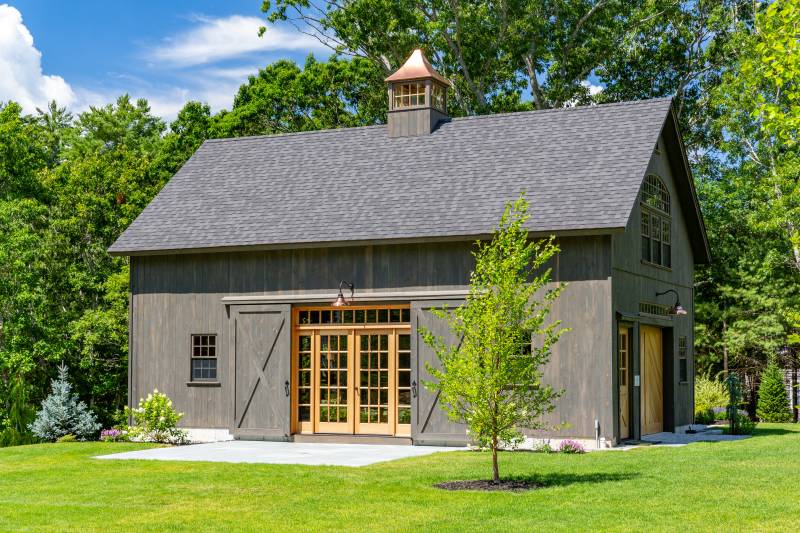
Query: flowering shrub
557 439 586 454
124 390 187 444
100 428 126 442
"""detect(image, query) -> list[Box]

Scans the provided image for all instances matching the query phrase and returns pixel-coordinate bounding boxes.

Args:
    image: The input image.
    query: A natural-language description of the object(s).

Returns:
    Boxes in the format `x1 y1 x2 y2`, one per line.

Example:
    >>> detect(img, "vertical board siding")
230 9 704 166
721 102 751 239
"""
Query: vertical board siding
131 236 614 434
611 134 697 437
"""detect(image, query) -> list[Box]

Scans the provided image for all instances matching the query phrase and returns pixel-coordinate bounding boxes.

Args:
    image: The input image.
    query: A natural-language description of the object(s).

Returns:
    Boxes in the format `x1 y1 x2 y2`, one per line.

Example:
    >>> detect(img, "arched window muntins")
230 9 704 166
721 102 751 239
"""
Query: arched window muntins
640 174 672 268
641 174 670 215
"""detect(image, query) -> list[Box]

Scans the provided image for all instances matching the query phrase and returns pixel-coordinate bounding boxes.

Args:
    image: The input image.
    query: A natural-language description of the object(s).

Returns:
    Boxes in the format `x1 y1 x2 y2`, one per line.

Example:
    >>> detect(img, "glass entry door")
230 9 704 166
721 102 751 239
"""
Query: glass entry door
356 332 392 434
292 306 412 436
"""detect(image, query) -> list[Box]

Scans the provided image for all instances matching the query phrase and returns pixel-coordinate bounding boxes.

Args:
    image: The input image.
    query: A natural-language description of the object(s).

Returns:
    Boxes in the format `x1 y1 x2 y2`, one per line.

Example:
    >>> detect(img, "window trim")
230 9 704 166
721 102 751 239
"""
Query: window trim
678 336 689 384
190 333 219 383
640 174 672 269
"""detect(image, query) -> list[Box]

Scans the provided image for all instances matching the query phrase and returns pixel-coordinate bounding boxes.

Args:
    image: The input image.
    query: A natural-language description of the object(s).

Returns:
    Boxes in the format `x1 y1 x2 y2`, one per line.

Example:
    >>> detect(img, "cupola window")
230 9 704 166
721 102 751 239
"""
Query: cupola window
393 82 427 108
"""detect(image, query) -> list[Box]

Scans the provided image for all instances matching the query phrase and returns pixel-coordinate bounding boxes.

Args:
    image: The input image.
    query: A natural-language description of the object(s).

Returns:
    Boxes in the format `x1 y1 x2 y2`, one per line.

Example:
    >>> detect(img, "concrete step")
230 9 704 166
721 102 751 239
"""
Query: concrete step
292 433 413 446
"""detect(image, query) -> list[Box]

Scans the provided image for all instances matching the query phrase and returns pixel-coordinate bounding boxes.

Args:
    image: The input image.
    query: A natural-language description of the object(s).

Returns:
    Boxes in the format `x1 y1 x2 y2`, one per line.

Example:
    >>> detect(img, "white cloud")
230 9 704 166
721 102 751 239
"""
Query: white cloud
0 4 76 112
582 80 603 96
149 15 328 67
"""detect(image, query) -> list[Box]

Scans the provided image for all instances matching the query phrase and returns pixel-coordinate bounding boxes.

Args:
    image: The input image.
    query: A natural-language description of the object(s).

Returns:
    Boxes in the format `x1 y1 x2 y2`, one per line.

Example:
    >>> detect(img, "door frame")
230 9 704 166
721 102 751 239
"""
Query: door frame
617 324 633 441
290 305 411 436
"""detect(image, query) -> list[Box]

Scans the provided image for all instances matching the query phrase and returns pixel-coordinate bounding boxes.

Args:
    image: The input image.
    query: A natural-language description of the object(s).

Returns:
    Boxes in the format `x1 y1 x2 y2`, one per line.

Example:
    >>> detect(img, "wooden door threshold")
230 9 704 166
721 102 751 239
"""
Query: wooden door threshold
292 434 413 445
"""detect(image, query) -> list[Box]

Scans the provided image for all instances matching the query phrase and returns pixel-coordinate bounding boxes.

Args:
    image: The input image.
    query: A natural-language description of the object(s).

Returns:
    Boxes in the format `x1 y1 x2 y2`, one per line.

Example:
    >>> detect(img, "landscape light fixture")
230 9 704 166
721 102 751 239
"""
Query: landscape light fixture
655 289 688 316
332 281 355 307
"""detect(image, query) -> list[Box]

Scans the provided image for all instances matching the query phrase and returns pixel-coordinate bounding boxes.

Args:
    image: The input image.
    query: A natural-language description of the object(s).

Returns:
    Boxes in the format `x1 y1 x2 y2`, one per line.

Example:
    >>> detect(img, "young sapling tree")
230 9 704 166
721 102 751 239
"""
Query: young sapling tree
421 195 566 483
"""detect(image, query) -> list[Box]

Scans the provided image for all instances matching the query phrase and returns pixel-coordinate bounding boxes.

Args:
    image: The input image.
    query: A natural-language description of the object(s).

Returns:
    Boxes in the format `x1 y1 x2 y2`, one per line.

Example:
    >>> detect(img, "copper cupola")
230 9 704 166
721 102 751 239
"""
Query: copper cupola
385 49 451 137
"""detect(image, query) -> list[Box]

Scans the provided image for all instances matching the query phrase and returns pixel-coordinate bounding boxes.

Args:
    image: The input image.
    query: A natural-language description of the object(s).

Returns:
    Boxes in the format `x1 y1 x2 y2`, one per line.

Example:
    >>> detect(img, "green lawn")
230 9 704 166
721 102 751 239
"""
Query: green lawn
1 425 799 532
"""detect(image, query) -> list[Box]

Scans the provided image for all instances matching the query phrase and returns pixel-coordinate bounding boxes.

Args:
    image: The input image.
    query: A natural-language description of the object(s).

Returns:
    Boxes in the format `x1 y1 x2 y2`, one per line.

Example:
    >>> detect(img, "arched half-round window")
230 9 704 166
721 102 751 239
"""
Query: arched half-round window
641 174 670 214
641 175 671 268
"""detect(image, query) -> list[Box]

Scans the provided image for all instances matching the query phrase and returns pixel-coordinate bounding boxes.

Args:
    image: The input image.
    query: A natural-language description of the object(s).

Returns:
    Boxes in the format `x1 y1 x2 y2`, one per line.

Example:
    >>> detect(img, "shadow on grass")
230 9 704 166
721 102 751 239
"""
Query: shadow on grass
435 471 639 492
749 427 798 437
507 471 639 488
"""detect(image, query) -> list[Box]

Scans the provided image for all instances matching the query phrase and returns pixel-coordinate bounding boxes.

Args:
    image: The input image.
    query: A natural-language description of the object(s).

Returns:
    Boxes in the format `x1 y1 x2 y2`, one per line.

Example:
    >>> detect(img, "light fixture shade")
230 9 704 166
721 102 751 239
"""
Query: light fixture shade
332 292 349 307
672 304 688 316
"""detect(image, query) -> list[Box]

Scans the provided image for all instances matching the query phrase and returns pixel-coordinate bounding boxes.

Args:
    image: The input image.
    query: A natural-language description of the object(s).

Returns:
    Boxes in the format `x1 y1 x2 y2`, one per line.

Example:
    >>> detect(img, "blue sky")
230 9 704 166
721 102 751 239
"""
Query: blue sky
0 1 332 120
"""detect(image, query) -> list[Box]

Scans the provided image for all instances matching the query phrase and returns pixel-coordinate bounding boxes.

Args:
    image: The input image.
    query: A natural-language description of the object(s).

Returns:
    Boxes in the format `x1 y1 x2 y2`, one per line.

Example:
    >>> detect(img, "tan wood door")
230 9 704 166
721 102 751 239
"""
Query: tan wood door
315 332 354 433
355 331 394 435
618 327 630 440
640 325 664 435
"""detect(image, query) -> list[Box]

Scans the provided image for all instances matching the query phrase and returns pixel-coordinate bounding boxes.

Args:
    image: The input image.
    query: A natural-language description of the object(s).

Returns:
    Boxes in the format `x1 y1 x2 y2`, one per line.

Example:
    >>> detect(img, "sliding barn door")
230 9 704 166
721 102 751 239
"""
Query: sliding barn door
232 304 291 440
640 325 664 435
410 300 467 446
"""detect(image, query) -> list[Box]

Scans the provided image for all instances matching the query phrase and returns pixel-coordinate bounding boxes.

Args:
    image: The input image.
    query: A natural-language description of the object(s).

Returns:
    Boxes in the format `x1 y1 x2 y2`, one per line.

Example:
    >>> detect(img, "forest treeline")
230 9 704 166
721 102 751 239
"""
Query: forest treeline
1 0 798 443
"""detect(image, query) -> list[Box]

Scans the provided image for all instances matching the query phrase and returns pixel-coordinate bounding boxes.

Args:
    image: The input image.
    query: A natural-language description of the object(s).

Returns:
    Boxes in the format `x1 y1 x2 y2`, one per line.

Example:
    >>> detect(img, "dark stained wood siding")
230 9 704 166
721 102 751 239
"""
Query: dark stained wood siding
130 236 614 438
611 133 696 440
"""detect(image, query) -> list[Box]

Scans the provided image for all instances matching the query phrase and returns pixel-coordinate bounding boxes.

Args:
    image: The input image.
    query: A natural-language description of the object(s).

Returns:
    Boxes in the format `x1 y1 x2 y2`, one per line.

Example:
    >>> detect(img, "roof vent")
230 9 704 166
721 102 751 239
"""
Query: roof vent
385 49 451 137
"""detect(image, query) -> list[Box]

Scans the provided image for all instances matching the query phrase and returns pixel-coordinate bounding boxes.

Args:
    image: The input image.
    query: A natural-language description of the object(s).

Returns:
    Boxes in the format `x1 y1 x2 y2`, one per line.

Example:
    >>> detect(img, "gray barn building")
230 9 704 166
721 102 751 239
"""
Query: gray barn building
109 50 709 447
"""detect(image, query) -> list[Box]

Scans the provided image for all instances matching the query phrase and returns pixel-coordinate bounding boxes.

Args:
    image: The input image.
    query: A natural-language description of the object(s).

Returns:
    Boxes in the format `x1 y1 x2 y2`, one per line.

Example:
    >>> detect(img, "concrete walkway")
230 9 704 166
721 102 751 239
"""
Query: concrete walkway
640 431 750 445
95 440 464 467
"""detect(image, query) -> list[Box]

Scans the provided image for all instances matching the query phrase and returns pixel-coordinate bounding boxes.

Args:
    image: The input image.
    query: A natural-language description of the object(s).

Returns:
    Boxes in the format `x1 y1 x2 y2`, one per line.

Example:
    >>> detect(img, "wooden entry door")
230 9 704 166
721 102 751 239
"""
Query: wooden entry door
640 325 664 435
292 305 412 436
618 327 631 440
355 331 392 434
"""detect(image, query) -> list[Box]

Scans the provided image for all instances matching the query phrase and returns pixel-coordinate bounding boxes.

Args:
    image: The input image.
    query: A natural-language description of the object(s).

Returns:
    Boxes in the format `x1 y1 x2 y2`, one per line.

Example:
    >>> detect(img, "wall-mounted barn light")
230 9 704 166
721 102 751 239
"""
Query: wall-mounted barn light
332 281 355 307
655 289 687 316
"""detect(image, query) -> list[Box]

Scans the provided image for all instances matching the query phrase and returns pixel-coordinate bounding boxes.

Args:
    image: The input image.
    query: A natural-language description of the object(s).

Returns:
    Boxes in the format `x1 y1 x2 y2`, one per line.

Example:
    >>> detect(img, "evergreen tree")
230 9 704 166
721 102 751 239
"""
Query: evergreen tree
756 361 792 423
29 364 100 441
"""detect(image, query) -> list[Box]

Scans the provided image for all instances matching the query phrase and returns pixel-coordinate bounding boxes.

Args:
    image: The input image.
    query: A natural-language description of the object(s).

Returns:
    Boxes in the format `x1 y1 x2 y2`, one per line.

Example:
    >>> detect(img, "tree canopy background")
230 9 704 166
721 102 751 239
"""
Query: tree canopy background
1 0 798 442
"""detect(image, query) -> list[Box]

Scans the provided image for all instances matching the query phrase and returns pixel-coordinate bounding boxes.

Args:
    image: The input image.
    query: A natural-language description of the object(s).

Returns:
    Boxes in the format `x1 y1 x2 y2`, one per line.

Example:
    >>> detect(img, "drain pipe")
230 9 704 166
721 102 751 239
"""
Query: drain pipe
594 419 601 449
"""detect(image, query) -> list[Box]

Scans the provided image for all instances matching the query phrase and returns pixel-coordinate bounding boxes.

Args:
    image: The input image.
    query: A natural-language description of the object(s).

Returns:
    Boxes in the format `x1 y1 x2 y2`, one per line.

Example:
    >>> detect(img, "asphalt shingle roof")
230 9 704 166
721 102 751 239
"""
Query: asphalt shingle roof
109 97 675 255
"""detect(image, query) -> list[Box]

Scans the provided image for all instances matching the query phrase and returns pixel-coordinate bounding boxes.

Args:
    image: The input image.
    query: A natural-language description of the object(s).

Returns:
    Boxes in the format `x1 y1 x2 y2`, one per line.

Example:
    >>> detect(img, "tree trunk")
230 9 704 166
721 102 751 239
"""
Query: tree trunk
491 435 500 483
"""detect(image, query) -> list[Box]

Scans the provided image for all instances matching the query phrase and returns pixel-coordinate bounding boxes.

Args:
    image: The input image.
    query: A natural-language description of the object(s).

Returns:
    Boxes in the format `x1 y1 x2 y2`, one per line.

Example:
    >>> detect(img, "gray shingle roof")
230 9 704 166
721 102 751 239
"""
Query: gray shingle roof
110 98 676 255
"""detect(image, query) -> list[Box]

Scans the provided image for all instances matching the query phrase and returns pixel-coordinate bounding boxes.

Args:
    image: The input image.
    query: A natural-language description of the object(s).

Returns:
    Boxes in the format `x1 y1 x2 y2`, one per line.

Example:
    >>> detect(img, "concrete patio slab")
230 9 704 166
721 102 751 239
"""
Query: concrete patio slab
95 440 465 467
640 431 750 445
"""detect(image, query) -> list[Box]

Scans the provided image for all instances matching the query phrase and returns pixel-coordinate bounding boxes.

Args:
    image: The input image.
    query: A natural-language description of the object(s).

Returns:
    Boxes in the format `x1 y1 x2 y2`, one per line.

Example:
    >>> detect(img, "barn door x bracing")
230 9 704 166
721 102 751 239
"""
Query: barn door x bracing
232 304 291 440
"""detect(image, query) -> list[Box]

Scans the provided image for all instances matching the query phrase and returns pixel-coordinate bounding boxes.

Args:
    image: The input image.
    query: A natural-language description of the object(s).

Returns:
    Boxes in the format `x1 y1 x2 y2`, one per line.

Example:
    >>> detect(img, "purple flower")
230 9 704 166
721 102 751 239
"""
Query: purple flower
100 428 124 442
557 439 586 454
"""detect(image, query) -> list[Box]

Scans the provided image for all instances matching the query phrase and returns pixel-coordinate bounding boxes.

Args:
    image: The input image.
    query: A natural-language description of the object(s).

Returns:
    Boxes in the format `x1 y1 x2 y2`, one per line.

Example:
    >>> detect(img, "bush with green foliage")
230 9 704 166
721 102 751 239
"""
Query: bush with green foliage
125 390 187 444
55 434 77 443
28 364 100 441
694 376 728 424
756 362 792 422
0 373 36 447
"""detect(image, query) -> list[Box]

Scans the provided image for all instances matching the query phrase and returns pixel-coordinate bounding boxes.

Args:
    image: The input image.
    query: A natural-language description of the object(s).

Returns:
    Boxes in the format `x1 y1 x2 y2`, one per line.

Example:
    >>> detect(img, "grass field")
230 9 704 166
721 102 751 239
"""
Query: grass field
1 424 799 532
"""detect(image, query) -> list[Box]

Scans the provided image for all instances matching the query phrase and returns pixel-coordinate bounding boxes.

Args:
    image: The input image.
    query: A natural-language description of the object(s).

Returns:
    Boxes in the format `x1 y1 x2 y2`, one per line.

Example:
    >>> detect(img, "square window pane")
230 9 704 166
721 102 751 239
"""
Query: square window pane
360 407 369 422
399 334 410 350
401 309 410 322
378 309 389 323
343 310 354 323
299 388 311 404
366 309 377 322
399 371 410 388
355 309 365 323
399 390 410 405
398 407 411 424
390 309 400 322
399 353 410 370
338 407 348 422
380 389 388 404
299 406 310 422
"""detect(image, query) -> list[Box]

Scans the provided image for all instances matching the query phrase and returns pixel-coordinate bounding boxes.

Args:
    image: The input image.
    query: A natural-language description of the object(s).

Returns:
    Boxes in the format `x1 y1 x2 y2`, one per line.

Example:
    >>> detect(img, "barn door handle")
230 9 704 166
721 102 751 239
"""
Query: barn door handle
284 380 290 397
412 380 418 398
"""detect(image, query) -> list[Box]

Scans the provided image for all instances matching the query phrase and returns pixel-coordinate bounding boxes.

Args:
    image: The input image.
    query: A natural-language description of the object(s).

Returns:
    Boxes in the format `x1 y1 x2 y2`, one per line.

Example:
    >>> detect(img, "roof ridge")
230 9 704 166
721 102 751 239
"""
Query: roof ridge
202 96 674 144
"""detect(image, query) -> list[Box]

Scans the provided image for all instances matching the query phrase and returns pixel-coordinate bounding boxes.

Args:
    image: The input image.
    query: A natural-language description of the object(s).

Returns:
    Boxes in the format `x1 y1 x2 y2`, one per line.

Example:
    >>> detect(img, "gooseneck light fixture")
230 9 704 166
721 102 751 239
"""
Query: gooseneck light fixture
655 289 687 316
332 281 355 307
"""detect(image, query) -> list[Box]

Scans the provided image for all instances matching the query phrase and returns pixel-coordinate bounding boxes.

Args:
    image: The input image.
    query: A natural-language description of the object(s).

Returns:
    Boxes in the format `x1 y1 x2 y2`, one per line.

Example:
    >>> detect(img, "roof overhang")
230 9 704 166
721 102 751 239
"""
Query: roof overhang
661 104 711 264
108 226 624 257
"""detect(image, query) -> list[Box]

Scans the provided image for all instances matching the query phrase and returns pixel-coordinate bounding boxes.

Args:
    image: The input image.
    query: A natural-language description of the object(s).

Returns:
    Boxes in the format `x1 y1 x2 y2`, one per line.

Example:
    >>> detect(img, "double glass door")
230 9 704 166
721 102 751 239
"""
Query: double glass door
293 327 411 436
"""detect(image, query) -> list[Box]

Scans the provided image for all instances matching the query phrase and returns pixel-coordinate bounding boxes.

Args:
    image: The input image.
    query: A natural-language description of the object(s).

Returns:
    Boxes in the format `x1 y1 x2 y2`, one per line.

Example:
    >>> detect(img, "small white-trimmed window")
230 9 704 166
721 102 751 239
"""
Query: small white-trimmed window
191 334 217 382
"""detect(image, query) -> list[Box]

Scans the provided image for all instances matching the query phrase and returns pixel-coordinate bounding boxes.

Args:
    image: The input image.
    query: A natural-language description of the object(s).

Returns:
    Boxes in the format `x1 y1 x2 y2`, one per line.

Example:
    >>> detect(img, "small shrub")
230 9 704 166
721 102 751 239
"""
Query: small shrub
557 439 586 454
694 376 728 424
56 434 77 443
29 364 100 442
100 428 126 442
756 362 792 422
125 390 187 444
532 441 553 454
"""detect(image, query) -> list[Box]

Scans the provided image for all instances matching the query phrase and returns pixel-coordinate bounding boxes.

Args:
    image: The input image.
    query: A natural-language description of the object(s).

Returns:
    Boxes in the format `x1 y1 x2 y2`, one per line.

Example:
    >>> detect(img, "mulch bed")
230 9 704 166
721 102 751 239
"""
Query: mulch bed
434 479 542 492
